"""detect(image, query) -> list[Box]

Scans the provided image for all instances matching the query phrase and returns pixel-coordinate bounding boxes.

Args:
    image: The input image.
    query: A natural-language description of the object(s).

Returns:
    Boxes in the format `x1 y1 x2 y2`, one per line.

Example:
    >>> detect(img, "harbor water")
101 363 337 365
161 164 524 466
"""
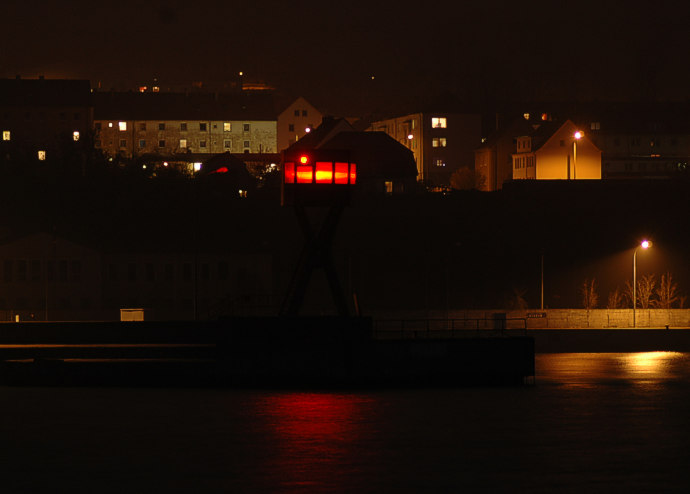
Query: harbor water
2 352 690 493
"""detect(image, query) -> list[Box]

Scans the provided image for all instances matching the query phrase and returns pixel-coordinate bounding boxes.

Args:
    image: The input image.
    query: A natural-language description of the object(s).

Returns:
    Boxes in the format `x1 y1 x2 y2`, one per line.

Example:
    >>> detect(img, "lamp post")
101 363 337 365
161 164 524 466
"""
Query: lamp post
633 240 652 328
572 131 583 180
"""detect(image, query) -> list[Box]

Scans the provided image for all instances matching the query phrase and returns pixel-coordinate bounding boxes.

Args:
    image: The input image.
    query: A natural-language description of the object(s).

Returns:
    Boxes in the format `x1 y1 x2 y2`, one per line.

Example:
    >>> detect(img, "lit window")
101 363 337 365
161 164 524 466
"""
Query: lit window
243 123 250 132
38 150 46 160
139 139 146 148
118 121 127 131
72 131 80 142
199 123 207 132
224 139 231 148
223 122 231 132
179 139 187 148
431 117 447 128
152 86 160 92
434 159 445 167
2 130 9 141
158 140 165 148
193 162 202 172
432 137 447 148
238 190 247 198
199 140 207 148
108 122 113 128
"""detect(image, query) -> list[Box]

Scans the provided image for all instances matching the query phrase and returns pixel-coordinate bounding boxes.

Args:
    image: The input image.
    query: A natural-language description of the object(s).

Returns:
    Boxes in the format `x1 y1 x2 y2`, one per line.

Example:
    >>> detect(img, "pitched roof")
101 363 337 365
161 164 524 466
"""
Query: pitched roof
93 91 276 120
319 131 418 179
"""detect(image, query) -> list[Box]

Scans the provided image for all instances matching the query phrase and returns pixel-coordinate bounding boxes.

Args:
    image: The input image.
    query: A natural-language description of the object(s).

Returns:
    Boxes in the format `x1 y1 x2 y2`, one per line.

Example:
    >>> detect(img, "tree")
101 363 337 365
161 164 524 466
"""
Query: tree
626 274 656 309
607 287 624 309
581 278 598 309
654 272 679 309
450 167 478 190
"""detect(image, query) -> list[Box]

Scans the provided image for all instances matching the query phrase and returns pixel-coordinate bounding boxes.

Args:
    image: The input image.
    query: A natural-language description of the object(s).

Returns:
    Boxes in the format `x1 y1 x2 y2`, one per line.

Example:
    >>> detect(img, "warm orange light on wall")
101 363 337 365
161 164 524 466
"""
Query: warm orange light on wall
334 162 349 184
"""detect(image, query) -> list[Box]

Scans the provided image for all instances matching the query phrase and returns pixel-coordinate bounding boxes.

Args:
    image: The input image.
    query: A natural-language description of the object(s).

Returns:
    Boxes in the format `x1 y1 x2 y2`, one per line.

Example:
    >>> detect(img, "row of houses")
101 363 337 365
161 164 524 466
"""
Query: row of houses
3 77 690 191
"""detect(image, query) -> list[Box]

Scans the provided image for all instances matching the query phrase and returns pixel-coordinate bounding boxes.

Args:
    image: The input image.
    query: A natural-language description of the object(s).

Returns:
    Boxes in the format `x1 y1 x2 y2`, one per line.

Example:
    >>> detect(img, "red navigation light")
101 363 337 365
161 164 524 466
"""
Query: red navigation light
315 162 333 183
349 163 357 184
299 155 309 165
284 162 295 183
334 162 349 184
296 165 313 183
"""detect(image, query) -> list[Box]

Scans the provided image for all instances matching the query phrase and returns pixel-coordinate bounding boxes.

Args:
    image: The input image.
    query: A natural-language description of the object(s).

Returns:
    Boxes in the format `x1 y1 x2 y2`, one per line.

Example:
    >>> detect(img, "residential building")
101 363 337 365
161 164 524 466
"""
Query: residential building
475 118 535 191
277 97 323 152
368 112 482 188
512 119 601 181
0 77 93 164
93 91 277 158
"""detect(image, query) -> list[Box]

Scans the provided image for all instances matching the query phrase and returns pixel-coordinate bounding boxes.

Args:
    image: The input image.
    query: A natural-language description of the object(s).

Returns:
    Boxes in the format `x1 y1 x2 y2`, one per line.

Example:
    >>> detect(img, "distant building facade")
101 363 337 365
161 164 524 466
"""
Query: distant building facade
0 77 93 165
475 118 535 191
93 92 277 158
277 97 323 152
369 112 482 188
512 119 602 181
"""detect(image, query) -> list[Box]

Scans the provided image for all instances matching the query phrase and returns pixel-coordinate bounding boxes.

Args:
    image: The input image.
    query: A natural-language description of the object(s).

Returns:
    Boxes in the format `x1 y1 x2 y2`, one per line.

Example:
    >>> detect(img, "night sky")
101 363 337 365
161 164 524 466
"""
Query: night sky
3 0 690 114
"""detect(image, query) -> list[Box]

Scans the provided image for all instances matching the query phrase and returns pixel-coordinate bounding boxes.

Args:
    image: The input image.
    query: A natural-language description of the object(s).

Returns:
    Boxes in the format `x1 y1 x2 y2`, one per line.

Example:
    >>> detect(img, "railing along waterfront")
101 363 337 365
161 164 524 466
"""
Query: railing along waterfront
373 318 528 339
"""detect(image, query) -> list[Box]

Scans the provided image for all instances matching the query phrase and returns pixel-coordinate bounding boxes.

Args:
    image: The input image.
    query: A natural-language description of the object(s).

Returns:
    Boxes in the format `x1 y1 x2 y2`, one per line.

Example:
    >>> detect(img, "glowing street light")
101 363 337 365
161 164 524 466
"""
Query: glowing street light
633 239 652 328
572 130 583 179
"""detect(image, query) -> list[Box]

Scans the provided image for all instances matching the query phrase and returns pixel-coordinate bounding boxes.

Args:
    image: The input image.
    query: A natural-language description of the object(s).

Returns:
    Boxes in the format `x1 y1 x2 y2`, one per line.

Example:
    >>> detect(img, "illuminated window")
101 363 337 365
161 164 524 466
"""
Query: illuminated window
432 137 447 148
108 122 113 128
199 140 207 148
180 123 187 131
139 139 146 148
139 123 146 131
385 181 393 195
158 123 165 131
118 121 127 131
2 130 9 141
223 122 231 132
38 150 46 160
152 86 160 92
119 139 127 148
72 131 80 142
193 162 202 172
224 139 231 148
434 159 445 167
199 123 207 132
431 117 447 128
243 123 250 132
238 189 247 198
158 140 165 148
179 139 187 148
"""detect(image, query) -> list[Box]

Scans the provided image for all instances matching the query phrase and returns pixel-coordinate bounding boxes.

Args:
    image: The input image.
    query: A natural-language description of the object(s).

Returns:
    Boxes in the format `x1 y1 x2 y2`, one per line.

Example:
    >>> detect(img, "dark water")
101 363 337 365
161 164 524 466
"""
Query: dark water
3 353 690 493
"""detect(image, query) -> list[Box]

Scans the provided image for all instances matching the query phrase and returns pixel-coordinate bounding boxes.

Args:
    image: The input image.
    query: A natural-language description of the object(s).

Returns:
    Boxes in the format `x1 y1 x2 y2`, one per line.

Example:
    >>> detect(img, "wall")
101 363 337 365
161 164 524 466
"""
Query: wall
536 122 601 180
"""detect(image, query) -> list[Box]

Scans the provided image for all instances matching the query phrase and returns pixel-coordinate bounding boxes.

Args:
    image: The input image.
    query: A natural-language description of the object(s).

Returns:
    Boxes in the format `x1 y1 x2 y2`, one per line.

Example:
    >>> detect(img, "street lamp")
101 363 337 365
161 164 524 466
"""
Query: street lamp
633 240 652 328
572 131 583 180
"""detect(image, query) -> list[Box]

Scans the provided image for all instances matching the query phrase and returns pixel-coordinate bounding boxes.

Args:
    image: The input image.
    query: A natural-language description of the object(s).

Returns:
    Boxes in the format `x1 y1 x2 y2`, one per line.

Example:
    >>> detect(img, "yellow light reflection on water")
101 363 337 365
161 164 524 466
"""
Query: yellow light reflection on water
619 351 683 376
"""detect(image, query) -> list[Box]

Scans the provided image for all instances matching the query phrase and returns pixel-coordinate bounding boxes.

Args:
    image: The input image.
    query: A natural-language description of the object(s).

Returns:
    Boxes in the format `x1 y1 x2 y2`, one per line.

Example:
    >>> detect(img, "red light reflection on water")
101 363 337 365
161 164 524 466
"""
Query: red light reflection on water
257 392 373 489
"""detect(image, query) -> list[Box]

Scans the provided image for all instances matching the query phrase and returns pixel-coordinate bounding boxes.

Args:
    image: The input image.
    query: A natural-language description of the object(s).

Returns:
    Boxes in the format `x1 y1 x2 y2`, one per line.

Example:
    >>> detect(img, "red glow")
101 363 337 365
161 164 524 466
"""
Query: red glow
284 162 295 183
296 165 313 183
210 166 228 174
349 163 357 184
334 162 349 184
299 155 309 164
315 162 333 183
